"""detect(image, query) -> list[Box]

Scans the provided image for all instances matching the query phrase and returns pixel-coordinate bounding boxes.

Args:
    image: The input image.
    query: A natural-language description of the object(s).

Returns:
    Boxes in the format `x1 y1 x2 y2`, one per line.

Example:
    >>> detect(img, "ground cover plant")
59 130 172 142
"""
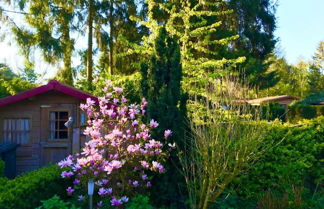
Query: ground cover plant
0 165 70 209
58 81 175 208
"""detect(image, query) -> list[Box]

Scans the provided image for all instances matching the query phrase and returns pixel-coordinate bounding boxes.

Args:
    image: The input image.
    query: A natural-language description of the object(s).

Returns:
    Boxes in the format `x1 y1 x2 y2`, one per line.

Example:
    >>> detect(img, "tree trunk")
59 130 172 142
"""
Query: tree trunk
87 0 94 90
63 30 73 86
108 0 114 75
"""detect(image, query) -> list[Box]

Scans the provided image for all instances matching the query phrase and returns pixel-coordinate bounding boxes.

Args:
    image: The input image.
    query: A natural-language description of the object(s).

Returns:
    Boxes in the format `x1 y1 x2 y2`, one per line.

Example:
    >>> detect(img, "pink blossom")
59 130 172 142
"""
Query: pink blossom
142 175 148 180
132 120 139 127
152 161 165 173
121 96 127 104
97 201 103 208
78 195 85 201
114 87 123 94
58 157 73 168
98 187 112 196
80 103 87 110
149 119 159 128
106 80 112 87
110 160 123 169
73 179 80 185
164 130 173 138
111 198 122 206
58 81 171 205
61 171 74 178
141 161 149 168
127 144 141 153
66 187 74 195
146 181 152 187
86 98 95 106
77 158 88 166
121 196 129 203
133 181 139 187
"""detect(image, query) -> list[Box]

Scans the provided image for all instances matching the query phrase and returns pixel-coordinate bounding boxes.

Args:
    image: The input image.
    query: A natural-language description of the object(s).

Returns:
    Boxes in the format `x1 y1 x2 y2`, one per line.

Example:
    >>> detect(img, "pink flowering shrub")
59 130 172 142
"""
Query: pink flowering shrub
58 80 174 207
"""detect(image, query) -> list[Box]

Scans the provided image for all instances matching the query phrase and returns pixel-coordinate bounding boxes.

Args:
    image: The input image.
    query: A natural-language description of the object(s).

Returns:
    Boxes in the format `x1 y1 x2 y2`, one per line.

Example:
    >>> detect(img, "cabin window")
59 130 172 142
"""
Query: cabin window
3 119 30 144
49 111 69 139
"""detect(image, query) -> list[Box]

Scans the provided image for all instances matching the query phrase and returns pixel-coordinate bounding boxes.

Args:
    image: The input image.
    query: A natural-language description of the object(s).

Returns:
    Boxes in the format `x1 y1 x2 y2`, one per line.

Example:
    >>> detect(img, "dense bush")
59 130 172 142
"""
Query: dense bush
125 195 154 209
289 104 323 122
261 102 286 121
0 160 4 177
36 195 79 209
228 116 323 200
0 165 71 209
0 160 7 186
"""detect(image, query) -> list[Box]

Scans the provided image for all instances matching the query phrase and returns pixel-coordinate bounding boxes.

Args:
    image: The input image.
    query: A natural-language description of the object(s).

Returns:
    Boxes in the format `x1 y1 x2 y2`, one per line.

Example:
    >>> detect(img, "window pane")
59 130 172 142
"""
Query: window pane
59 112 68 120
3 119 30 144
49 111 69 140
59 131 68 139
59 121 66 129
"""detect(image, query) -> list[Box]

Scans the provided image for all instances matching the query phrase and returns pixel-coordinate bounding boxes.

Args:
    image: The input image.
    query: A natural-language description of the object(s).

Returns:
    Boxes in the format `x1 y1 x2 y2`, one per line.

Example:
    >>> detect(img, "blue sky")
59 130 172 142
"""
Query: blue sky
0 0 324 79
274 0 324 63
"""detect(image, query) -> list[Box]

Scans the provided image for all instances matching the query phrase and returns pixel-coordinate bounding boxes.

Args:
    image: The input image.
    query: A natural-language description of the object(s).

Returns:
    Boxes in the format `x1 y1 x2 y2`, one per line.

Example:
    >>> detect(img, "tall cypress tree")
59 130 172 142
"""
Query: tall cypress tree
140 27 187 207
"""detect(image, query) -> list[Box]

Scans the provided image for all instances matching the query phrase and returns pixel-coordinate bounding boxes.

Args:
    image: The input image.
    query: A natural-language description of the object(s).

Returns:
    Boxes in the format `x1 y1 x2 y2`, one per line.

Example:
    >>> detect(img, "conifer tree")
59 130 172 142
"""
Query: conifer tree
135 0 245 96
218 0 278 89
308 41 324 93
140 27 187 207
162 0 245 96
6 0 76 85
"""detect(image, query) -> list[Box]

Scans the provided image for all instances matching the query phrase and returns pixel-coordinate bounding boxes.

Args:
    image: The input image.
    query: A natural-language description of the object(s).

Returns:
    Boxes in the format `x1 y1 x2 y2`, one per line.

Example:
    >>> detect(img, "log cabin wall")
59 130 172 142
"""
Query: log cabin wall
0 90 84 175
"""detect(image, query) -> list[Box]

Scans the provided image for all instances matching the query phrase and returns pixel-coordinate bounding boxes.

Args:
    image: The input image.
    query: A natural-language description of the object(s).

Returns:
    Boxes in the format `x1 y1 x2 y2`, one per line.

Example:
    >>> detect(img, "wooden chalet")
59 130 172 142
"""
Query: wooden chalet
0 80 97 175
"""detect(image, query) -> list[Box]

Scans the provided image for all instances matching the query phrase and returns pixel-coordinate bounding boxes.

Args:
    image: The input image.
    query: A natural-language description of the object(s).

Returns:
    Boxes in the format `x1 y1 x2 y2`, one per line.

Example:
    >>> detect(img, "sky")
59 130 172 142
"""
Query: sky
274 0 324 63
0 0 324 80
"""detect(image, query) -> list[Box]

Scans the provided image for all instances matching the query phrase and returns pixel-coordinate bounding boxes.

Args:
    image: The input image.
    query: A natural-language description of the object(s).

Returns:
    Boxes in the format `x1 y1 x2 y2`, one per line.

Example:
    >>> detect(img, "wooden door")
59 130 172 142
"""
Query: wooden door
40 104 76 166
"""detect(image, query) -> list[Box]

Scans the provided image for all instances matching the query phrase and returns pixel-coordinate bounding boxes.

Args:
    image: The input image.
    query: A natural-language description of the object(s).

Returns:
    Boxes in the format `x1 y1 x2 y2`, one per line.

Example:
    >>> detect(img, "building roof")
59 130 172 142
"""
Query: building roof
0 80 98 107
233 95 299 105
247 95 299 105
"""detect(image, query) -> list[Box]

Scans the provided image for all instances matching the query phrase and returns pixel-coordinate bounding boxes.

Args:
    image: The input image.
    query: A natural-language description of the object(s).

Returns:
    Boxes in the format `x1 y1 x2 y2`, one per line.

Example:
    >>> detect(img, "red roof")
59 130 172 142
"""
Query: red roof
0 80 98 107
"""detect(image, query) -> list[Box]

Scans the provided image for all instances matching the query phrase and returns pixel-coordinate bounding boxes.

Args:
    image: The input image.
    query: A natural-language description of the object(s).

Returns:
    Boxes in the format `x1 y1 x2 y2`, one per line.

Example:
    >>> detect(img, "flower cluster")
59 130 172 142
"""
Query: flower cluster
58 80 174 207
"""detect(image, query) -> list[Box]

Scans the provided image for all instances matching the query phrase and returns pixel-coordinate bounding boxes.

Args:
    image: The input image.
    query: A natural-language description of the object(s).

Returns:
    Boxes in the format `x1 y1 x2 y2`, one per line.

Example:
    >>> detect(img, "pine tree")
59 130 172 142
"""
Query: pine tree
135 0 245 97
219 0 278 89
140 27 187 207
6 0 76 85
308 41 324 93
162 0 245 96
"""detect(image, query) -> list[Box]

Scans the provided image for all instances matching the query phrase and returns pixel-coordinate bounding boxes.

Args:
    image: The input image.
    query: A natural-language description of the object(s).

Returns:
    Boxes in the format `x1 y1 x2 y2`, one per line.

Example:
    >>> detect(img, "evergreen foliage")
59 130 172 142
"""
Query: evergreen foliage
0 63 36 98
140 27 187 207
220 0 278 90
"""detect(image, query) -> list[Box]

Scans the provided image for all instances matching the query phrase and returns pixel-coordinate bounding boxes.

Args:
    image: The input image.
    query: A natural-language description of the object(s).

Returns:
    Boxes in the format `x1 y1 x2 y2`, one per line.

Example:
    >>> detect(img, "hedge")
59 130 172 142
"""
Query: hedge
289 104 324 122
0 160 4 177
0 165 71 209
233 116 324 197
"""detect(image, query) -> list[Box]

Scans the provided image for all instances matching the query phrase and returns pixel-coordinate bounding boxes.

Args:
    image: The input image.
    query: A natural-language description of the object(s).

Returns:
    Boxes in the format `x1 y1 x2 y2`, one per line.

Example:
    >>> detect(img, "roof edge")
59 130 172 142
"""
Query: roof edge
0 80 98 107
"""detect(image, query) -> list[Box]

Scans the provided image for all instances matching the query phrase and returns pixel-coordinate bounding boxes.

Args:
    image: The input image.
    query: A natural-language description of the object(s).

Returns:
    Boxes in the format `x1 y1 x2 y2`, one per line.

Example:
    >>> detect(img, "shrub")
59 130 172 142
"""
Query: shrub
125 195 153 209
36 195 79 209
261 102 286 121
0 160 5 177
288 104 323 122
58 81 174 207
233 116 324 198
0 160 7 186
0 165 71 209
